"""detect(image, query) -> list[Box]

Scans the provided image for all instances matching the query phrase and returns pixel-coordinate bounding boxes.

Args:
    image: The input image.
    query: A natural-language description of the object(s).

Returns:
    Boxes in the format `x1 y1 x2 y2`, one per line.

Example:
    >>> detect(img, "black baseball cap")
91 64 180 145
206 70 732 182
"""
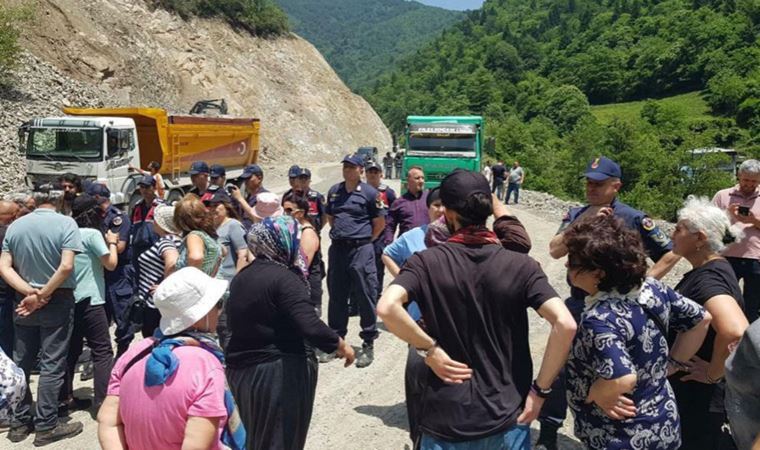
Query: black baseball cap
189 161 210 175
582 156 622 181
137 175 156 187
297 167 312 178
240 164 263 179
288 165 301 178
201 188 232 205
440 169 491 211
426 187 441 208
209 164 226 178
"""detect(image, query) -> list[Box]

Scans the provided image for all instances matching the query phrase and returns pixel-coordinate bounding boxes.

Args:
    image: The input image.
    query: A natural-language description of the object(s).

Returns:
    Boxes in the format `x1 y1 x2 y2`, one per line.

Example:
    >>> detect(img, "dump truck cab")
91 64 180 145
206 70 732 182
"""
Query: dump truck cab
20 116 138 205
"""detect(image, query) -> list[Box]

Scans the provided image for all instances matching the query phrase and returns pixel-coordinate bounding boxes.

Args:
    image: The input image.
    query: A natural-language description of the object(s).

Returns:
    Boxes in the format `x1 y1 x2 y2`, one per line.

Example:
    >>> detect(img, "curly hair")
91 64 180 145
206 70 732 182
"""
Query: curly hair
173 194 217 238
564 214 648 294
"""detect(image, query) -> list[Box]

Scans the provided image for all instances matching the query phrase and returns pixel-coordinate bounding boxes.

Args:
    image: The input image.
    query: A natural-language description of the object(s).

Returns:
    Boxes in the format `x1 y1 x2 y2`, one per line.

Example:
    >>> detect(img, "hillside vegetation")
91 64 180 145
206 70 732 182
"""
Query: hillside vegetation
149 0 289 36
367 0 760 218
275 0 463 90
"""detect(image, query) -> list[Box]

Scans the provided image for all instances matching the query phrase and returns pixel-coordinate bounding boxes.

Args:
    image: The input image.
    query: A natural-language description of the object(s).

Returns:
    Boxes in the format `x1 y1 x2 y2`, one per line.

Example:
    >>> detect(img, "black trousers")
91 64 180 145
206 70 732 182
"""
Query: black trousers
327 241 378 343
227 354 318 450
405 345 428 448
62 298 114 408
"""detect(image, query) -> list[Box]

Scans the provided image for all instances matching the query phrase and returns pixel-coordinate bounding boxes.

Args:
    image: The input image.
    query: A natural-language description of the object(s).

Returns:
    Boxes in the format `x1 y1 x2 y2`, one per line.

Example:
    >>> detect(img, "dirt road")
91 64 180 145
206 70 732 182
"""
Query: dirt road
13 163 607 449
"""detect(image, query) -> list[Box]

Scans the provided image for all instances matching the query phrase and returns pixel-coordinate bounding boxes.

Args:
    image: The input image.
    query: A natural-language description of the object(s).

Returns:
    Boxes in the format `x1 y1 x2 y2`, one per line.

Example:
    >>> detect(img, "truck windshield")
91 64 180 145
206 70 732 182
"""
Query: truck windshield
408 134 477 157
27 127 103 162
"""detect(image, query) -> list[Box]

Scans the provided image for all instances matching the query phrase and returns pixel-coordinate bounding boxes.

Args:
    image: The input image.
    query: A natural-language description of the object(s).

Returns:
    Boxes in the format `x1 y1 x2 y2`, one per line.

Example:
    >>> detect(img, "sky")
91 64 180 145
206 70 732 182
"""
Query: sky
412 0 485 10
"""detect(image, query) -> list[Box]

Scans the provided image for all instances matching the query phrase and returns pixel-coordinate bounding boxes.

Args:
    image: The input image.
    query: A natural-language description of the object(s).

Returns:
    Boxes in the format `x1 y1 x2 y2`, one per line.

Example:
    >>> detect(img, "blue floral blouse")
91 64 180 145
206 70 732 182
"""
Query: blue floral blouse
566 277 706 450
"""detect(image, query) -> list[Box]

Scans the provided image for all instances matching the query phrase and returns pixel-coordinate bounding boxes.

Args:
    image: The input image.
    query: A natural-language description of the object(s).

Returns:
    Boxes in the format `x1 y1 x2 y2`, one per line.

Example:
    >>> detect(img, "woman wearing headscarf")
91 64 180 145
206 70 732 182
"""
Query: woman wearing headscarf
98 267 244 450
564 214 711 450
226 215 355 450
669 196 750 449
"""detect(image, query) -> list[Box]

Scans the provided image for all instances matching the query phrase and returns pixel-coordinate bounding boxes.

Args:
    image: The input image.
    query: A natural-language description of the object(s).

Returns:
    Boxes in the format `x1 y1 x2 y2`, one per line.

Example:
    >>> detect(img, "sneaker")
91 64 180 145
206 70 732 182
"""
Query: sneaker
7 423 33 443
355 342 374 368
316 350 336 364
33 421 83 447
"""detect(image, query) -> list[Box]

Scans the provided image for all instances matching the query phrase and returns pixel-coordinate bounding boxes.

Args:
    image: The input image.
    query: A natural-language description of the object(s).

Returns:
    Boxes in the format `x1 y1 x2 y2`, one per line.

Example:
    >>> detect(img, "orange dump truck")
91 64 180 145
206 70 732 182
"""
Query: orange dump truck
20 107 260 205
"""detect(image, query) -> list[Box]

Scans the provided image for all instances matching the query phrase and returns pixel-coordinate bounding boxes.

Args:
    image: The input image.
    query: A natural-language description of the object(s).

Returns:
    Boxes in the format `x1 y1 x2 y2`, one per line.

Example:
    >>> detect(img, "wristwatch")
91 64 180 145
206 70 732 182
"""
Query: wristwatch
531 379 552 398
416 340 437 358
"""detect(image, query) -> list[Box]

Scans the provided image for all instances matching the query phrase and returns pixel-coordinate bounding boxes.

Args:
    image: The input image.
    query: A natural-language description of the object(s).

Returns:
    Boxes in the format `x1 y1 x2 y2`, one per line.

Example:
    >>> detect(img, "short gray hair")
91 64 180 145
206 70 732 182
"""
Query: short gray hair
678 196 744 253
738 159 760 176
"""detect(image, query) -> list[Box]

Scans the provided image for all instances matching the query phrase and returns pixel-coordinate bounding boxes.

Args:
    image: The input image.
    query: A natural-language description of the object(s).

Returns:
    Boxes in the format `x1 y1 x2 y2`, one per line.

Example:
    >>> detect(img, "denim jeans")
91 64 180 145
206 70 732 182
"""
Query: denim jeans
420 423 531 450
492 179 505 201
13 289 74 431
726 257 760 323
506 182 520 204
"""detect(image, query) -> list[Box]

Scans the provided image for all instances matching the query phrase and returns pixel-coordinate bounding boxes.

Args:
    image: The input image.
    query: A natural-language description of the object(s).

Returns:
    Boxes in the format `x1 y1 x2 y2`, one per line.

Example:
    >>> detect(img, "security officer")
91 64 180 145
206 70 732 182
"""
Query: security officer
229 164 268 232
322 155 386 369
537 156 681 450
382 152 393 179
188 161 211 197
296 167 326 232
286 165 301 193
365 160 396 301
394 151 403 179
209 164 226 188
87 182 135 357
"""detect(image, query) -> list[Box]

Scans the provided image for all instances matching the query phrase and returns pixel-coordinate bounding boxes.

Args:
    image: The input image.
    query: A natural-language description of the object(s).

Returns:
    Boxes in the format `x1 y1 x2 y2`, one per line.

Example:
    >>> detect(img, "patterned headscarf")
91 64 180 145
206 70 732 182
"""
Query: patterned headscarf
425 215 451 248
248 215 309 282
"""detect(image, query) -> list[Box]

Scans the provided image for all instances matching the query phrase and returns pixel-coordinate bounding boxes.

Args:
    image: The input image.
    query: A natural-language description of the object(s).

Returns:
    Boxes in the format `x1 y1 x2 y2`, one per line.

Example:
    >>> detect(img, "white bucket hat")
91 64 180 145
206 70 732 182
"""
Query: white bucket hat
153 204 180 235
153 267 228 335
252 192 283 219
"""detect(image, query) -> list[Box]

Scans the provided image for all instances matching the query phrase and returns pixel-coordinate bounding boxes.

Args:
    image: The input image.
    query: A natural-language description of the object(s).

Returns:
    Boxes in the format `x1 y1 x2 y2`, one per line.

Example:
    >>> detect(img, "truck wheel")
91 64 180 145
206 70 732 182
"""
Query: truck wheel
166 189 184 206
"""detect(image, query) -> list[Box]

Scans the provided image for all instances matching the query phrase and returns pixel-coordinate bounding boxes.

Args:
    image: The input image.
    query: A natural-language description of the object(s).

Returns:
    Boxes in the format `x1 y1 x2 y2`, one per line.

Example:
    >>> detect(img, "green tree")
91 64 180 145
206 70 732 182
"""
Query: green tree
0 4 32 84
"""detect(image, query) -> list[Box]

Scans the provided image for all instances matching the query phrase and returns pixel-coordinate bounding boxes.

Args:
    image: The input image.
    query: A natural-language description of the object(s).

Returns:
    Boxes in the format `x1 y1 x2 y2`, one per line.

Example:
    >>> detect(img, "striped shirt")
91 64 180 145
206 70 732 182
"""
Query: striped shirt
137 235 181 307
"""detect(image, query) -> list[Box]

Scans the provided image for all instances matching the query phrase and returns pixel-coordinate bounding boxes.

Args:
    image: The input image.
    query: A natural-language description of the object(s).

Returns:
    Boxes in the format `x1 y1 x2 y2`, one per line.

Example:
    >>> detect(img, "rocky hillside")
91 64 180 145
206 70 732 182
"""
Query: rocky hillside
0 0 391 194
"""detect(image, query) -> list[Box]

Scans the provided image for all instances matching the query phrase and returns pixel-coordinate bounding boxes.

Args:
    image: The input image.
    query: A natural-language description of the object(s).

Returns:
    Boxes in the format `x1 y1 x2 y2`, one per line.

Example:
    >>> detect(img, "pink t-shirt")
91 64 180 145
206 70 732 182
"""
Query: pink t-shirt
713 186 760 259
107 338 228 450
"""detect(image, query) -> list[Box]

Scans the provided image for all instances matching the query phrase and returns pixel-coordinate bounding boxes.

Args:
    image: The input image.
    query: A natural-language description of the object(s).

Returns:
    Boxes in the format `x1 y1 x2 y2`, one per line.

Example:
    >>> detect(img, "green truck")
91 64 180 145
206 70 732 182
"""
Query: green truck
403 115 484 189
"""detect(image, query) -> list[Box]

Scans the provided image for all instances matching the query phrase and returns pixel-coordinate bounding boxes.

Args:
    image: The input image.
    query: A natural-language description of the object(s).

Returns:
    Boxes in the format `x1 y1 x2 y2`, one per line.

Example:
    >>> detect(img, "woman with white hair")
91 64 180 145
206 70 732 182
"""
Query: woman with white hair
669 196 750 450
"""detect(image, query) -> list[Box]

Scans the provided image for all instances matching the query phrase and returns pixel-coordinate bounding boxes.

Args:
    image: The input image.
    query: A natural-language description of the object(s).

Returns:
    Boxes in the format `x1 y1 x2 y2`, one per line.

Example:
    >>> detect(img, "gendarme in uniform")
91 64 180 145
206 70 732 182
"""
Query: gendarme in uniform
325 155 386 365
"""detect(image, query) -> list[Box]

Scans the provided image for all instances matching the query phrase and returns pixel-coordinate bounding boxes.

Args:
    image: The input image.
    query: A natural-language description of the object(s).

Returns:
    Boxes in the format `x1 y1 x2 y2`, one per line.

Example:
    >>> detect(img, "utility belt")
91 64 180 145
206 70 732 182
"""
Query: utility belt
333 238 372 248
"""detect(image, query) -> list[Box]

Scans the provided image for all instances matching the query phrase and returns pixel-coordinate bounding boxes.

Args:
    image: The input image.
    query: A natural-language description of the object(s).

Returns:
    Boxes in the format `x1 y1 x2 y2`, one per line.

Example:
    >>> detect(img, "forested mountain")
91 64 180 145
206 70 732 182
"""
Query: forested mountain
412 0 485 10
274 0 463 90
367 0 760 218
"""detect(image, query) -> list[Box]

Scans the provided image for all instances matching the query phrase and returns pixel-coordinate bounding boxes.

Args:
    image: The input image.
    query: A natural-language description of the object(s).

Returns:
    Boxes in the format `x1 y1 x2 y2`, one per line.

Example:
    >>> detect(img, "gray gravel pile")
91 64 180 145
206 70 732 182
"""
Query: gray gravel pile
0 52 118 195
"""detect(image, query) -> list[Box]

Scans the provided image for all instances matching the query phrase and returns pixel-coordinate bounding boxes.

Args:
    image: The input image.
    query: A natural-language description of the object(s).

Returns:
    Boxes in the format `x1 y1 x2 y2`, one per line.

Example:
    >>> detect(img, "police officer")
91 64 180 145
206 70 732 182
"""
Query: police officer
536 156 681 450
383 152 393 179
229 164 268 231
394 152 403 179
209 164 226 188
294 167 326 232
87 182 136 357
286 165 301 193
322 155 386 368
365 160 396 302
188 161 211 197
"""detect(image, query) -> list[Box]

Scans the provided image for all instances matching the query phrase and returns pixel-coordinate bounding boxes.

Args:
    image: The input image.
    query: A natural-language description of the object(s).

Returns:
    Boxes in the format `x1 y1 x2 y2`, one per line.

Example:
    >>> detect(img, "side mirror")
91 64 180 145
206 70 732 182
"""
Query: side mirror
18 127 28 154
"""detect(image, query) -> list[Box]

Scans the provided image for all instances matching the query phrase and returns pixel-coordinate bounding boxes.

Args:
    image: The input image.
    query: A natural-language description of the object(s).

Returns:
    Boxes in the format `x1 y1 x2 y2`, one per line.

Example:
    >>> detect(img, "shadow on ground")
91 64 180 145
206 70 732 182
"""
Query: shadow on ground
354 402 409 432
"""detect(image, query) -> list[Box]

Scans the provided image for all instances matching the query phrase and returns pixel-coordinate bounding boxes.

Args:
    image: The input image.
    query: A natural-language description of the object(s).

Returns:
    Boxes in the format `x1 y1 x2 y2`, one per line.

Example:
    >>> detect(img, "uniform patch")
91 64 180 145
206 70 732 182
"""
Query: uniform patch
641 217 655 231
112 215 123 226
376 195 385 209
591 158 600 169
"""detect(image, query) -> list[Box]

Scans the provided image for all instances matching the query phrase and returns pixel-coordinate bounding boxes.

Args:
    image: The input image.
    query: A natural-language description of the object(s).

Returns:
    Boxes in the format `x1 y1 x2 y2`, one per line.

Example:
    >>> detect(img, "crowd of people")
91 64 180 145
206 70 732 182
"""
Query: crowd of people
0 153 759 450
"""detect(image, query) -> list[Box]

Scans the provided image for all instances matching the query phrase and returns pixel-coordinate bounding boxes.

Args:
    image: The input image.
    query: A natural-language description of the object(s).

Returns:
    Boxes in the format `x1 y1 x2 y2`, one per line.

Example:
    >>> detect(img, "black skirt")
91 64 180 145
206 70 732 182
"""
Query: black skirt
227 353 319 450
